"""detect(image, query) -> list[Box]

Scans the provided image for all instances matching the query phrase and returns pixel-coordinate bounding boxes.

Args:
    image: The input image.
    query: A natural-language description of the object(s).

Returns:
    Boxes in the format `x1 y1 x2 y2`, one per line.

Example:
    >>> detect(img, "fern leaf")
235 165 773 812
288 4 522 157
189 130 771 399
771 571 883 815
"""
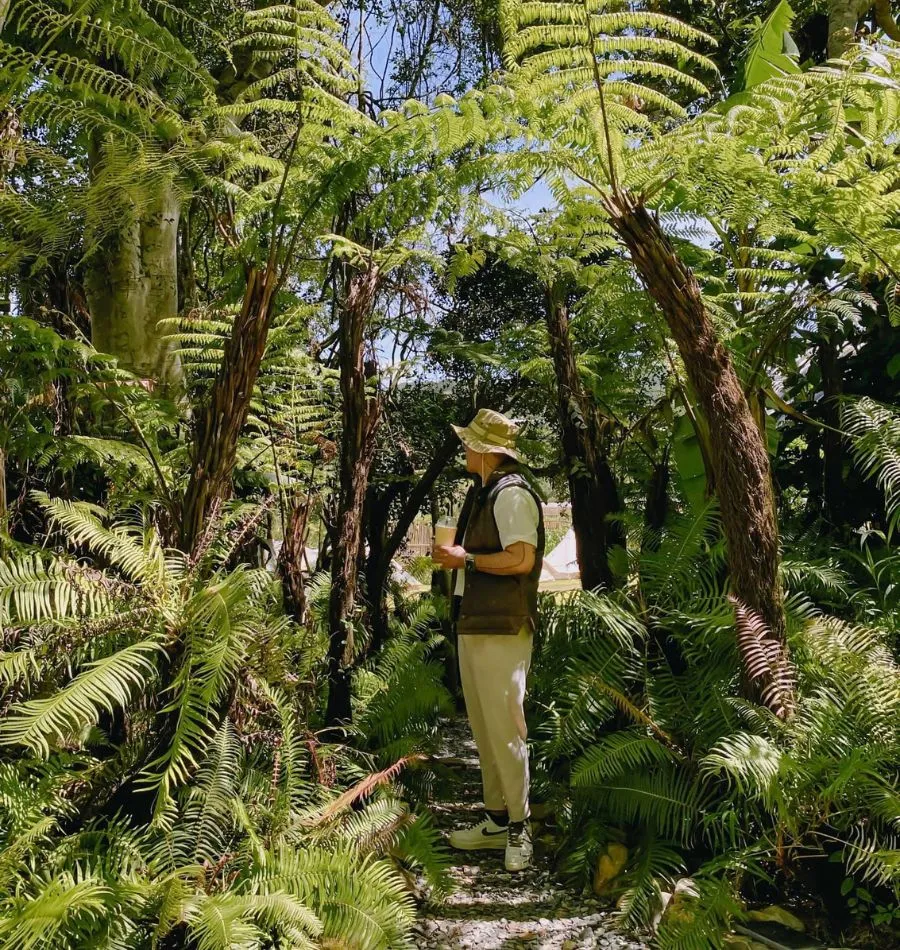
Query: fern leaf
0 640 161 756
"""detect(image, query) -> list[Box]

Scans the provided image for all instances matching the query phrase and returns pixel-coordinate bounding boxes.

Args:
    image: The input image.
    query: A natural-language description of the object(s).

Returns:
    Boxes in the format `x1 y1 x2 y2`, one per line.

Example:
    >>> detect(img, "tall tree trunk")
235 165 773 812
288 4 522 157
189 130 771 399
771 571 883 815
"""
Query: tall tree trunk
278 496 312 625
325 263 382 727
84 167 183 390
177 202 199 315
361 441 413 655
827 0 866 57
826 0 899 57
643 451 670 538
605 191 786 643
363 485 391 654
545 281 624 590
181 266 278 551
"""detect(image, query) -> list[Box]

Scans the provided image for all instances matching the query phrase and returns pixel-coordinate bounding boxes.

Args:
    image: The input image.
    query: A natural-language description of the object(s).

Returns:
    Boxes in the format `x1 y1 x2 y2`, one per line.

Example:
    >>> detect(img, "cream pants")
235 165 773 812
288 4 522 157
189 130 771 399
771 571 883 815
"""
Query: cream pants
457 627 533 823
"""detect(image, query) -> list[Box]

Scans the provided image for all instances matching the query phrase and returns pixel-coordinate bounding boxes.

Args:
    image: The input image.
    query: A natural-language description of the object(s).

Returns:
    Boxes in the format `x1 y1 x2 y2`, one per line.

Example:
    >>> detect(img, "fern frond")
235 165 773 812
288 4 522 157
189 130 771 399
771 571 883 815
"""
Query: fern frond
700 732 785 806
729 595 795 720
0 555 111 625
572 729 679 787
841 397 900 536
0 640 161 756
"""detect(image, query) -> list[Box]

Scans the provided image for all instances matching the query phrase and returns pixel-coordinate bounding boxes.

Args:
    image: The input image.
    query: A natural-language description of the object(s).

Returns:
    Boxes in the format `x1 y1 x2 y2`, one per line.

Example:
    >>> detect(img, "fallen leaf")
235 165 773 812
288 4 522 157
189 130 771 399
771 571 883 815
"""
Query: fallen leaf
592 842 629 895
747 904 806 932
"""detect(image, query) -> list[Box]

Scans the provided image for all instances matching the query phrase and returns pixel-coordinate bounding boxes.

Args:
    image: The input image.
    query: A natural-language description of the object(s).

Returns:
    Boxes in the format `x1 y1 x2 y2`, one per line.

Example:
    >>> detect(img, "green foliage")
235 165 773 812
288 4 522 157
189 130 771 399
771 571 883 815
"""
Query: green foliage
732 0 800 93
842 397 900 539
355 602 455 761
3 0 900 946
498 0 718 198
530 492 900 939
0 494 453 946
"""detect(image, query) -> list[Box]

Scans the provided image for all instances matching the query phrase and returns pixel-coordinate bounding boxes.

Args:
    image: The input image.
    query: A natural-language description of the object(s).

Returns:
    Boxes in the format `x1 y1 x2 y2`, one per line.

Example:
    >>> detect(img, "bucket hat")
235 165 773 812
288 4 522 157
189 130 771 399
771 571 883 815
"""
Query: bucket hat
451 408 521 460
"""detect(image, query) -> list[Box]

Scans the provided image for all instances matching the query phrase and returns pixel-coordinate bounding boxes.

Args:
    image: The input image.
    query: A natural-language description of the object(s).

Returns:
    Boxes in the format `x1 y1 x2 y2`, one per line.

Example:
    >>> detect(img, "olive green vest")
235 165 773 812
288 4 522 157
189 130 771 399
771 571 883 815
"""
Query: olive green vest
454 461 545 635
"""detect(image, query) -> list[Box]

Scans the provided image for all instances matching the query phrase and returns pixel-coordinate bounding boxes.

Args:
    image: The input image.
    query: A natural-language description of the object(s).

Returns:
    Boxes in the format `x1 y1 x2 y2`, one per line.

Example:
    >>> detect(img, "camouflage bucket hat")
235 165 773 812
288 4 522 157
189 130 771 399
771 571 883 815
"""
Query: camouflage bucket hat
451 408 522 461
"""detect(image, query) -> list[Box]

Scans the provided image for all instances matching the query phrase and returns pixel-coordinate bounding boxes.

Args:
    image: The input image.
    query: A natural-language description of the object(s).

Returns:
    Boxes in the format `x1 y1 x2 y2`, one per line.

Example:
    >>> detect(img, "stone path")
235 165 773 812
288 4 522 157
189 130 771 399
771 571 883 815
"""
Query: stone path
412 718 651 950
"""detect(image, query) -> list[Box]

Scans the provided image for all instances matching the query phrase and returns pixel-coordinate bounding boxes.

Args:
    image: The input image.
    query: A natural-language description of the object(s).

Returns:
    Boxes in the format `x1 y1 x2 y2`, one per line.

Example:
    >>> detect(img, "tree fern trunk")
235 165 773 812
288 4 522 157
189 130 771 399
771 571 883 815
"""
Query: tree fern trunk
325 263 382 727
362 483 392 656
84 165 183 390
643 452 670 538
105 265 285 821
545 281 624 590
278 497 311 625
181 266 278 551
605 191 786 642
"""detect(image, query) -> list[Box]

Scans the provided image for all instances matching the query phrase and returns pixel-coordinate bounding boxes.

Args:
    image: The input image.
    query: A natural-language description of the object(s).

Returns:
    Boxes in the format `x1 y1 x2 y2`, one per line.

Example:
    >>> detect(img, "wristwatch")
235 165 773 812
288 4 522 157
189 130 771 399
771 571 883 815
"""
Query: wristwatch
465 552 478 574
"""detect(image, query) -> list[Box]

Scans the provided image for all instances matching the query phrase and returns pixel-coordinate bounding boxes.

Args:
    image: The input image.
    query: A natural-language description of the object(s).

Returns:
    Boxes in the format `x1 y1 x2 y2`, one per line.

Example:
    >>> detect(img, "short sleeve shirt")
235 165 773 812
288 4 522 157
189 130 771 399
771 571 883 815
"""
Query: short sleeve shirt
454 486 540 597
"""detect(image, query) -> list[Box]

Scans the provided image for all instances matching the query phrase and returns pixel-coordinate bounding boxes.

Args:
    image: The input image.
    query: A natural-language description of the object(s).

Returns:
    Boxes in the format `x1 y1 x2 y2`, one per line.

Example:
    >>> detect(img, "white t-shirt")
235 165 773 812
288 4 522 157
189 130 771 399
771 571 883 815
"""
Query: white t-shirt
454 486 540 597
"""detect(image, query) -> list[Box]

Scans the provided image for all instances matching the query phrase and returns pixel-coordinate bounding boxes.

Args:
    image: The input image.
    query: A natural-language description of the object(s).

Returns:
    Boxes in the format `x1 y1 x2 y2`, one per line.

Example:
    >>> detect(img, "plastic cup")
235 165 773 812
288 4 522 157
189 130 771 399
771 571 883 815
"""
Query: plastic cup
433 518 456 549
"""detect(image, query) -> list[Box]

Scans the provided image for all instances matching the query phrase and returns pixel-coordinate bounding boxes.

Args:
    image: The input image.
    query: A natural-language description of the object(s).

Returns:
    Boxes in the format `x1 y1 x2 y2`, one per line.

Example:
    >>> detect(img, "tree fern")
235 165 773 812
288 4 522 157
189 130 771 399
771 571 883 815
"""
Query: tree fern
0 518 430 947
250 844 416 948
0 874 114 950
653 870 744 950
613 831 684 930
841 397 900 538
729 595 795 720
498 0 717 197
1 0 219 279
143 567 277 820
354 608 454 760
583 764 713 847
700 732 785 806
37 493 174 587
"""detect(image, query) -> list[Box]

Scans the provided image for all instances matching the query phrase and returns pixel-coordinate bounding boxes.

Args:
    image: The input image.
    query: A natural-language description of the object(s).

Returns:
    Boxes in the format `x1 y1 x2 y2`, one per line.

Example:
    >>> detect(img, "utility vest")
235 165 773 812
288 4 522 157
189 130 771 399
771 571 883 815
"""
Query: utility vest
454 461 546 635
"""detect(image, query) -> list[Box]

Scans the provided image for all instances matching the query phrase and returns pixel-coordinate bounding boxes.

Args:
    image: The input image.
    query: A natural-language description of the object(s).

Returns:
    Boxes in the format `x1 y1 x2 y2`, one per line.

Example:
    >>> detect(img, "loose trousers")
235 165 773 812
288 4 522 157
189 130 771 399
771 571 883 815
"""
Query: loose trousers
457 627 533 823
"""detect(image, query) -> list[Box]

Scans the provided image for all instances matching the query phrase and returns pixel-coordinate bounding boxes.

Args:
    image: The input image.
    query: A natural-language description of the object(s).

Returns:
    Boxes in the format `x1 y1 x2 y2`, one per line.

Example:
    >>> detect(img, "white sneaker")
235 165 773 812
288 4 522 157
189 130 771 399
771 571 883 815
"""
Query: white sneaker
448 816 508 851
504 822 533 872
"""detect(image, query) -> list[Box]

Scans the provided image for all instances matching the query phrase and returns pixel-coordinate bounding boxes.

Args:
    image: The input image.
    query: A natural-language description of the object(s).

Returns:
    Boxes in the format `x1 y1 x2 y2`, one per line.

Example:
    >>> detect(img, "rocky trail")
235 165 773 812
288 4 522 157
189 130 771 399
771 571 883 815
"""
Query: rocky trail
411 718 651 950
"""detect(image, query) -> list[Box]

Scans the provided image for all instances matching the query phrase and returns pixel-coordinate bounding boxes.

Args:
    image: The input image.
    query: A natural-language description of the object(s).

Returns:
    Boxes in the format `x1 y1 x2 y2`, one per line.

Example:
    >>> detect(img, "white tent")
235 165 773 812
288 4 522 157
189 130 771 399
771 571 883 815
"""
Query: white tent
542 528 580 580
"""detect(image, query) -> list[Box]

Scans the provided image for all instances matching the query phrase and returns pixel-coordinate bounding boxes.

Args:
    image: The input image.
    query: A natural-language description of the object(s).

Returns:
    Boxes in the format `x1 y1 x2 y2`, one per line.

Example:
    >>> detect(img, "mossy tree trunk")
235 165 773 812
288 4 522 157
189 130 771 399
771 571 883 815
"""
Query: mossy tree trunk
604 191 786 643
84 171 183 390
545 280 624 590
827 0 900 57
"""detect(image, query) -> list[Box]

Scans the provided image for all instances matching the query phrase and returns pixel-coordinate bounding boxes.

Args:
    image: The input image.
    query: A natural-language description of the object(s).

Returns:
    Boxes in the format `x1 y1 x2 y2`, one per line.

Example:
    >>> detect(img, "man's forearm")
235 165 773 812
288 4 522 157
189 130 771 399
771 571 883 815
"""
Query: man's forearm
471 542 535 576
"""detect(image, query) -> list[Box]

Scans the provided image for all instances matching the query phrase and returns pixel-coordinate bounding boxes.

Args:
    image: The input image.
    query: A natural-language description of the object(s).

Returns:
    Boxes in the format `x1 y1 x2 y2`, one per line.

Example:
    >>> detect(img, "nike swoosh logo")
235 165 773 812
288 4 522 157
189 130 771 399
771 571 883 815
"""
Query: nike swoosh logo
481 827 507 836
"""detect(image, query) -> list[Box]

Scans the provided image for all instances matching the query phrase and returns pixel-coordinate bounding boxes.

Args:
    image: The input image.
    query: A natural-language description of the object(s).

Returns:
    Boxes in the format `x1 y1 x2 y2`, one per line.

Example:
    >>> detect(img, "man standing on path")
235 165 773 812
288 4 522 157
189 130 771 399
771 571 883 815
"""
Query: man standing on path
433 409 545 873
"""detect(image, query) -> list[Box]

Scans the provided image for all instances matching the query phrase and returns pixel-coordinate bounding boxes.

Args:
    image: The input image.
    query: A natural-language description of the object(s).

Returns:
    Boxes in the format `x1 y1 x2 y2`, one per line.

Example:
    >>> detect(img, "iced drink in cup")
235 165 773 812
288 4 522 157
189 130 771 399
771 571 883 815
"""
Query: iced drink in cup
433 517 456 551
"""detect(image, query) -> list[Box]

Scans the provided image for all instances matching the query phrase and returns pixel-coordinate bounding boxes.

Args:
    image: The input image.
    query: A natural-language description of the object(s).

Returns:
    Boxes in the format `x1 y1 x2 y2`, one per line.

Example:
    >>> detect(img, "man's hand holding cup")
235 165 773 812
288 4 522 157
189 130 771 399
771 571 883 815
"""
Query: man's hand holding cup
433 518 464 570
